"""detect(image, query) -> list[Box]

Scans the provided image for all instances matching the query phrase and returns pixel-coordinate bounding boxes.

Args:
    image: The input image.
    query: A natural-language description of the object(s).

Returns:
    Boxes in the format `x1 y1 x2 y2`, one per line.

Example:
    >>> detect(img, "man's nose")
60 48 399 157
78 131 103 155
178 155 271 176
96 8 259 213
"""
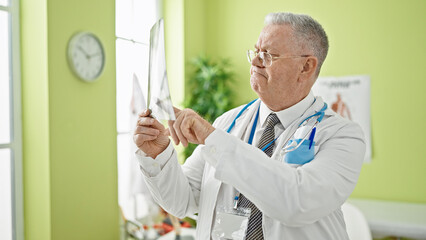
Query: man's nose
251 54 264 67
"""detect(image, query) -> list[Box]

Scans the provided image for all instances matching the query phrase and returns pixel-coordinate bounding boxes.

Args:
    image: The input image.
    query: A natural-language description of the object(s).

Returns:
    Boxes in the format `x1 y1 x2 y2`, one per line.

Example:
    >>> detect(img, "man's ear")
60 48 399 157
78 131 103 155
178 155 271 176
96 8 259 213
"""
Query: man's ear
299 56 318 82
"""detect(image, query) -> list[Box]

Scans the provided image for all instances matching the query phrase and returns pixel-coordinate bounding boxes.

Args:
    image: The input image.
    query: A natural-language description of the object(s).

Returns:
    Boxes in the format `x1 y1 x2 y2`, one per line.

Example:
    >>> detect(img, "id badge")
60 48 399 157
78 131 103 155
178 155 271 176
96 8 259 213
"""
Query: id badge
212 206 251 240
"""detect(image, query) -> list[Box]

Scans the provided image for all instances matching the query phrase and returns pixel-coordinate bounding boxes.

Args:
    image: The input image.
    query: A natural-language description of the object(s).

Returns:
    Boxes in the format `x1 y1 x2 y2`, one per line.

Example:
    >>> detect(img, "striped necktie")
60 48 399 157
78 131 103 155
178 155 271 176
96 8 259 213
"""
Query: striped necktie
237 113 280 240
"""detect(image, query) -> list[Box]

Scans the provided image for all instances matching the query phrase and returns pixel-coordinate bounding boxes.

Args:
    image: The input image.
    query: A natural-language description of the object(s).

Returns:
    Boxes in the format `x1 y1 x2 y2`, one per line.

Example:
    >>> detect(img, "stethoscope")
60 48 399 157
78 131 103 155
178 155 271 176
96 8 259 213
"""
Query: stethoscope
282 102 327 152
226 98 327 209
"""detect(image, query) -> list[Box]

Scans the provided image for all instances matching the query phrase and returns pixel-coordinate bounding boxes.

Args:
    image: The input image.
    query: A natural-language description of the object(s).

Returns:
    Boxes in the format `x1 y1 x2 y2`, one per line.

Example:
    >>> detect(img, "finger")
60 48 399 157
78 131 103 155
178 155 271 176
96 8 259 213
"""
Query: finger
168 120 179 145
134 126 160 136
180 117 197 144
174 115 188 147
137 117 155 126
150 118 166 131
134 133 157 145
137 117 165 131
138 109 151 117
173 113 189 147
173 106 182 115
164 128 171 137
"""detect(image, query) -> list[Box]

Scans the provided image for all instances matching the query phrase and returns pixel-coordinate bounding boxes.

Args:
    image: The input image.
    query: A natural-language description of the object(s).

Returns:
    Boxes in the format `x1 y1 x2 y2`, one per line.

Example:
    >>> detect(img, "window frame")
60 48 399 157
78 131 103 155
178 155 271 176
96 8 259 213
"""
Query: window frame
115 1 162 142
115 0 163 228
0 0 23 239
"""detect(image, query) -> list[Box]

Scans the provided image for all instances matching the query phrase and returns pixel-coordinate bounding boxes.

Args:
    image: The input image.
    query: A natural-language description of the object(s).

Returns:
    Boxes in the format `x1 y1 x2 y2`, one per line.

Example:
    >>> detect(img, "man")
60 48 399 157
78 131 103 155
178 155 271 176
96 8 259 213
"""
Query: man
134 12 365 240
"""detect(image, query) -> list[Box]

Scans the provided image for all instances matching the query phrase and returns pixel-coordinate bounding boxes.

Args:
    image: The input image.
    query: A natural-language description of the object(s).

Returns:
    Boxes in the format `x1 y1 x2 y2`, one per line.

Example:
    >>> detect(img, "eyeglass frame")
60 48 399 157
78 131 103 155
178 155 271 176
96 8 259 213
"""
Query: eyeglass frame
247 49 311 67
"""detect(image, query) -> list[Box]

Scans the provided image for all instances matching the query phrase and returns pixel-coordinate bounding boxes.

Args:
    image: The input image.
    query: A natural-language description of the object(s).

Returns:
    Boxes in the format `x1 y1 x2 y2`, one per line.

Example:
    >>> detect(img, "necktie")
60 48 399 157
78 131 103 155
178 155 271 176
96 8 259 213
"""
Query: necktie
237 113 280 240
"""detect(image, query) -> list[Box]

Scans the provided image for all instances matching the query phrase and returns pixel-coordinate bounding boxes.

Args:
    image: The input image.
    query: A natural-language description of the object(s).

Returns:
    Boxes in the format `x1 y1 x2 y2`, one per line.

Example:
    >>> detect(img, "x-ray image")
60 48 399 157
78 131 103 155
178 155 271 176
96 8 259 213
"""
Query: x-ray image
131 73 146 114
148 18 176 120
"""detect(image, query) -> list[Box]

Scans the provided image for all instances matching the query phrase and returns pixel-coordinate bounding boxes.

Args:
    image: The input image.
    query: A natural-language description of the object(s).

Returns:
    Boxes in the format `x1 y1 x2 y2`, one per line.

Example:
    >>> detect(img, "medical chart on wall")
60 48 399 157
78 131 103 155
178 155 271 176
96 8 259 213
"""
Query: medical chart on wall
312 75 371 162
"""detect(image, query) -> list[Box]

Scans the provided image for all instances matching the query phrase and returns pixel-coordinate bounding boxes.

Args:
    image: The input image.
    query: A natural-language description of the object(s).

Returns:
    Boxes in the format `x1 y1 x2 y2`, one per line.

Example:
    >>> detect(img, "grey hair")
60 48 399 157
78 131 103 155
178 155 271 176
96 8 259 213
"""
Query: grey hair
264 12 329 75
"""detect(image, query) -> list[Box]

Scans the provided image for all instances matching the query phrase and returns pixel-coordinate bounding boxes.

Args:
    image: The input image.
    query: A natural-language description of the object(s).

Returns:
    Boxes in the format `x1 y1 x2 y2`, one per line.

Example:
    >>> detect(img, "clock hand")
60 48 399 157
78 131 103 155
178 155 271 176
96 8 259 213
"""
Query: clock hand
89 52 101 58
77 46 90 59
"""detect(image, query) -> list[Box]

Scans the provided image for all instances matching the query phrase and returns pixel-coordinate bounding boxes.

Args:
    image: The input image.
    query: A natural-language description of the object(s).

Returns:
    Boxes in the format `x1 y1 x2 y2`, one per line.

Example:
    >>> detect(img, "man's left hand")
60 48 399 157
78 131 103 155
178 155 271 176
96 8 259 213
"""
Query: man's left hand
168 107 215 147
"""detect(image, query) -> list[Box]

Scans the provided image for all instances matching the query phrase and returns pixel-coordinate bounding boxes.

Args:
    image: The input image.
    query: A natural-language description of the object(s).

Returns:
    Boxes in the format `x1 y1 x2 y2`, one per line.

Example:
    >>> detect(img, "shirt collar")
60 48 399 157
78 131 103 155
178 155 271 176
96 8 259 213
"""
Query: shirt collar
259 91 315 129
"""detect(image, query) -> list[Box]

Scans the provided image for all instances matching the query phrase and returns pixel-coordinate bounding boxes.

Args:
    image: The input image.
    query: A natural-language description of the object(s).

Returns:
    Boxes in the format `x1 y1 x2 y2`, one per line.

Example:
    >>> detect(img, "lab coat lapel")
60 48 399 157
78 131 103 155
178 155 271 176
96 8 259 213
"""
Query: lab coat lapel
205 99 261 195
199 99 261 238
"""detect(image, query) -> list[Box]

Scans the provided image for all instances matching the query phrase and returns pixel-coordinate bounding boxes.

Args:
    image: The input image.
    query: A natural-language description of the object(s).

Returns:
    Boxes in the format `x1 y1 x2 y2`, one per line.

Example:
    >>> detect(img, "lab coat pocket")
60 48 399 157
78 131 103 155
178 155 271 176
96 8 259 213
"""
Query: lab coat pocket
284 139 315 165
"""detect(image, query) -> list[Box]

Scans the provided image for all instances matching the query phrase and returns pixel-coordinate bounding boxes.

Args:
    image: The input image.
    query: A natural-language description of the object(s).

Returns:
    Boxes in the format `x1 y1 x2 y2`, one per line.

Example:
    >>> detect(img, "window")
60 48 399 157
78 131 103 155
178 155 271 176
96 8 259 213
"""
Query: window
0 0 23 239
115 0 161 227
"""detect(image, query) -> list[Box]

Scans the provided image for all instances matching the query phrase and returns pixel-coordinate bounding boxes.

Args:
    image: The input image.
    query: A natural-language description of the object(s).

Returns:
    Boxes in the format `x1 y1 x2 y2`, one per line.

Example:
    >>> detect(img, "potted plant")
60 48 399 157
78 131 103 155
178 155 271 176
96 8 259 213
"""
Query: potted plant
182 56 235 159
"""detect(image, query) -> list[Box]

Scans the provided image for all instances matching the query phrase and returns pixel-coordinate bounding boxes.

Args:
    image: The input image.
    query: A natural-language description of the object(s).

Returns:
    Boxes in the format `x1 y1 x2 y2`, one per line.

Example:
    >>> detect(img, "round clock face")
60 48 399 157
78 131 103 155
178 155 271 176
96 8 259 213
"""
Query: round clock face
68 32 105 82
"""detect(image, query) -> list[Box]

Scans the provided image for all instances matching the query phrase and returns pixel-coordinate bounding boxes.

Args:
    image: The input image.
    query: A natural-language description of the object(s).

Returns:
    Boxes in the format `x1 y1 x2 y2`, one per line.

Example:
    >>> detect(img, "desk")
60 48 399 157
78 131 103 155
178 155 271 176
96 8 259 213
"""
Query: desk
348 198 426 239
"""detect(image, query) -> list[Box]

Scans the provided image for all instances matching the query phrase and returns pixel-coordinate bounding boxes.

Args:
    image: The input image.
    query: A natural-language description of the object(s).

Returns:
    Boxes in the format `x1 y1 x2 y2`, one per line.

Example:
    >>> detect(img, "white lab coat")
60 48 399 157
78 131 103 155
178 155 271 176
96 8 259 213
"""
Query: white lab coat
136 96 366 240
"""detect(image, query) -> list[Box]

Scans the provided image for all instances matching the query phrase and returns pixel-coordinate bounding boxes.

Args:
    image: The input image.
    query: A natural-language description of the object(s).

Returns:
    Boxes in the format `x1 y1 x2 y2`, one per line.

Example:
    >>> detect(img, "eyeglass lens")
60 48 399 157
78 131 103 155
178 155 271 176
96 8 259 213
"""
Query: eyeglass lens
247 50 271 67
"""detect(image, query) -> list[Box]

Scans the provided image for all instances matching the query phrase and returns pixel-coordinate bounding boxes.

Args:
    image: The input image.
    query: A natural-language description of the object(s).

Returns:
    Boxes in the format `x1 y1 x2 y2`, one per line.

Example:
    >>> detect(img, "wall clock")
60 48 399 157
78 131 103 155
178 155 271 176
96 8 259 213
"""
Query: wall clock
67 32 105 82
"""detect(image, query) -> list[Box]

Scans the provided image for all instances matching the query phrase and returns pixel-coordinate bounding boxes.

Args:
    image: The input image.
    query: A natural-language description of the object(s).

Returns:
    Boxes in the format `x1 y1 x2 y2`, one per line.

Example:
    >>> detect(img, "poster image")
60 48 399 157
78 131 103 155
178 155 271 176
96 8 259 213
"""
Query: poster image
313 75 371 162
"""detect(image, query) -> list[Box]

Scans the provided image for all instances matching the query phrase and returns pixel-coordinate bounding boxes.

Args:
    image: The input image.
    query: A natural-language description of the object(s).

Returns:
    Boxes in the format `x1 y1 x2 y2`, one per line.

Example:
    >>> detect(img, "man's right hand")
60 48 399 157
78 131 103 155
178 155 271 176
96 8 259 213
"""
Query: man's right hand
133 110 170 159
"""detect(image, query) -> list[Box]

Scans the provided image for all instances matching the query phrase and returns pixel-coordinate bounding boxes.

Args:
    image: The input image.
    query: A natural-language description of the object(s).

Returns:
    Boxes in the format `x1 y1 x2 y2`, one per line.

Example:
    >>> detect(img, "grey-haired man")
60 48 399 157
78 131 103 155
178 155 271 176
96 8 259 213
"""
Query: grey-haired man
134 12 365 240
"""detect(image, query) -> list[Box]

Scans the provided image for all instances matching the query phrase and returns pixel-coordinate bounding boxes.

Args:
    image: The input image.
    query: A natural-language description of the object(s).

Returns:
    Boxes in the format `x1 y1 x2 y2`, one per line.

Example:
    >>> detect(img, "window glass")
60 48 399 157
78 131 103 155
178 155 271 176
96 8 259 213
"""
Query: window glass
0 11 10 144
0 0 9 7
116 0 157 43
115 0 132 40
116 39 148 133
0 149 12 240
117 133 132 217
133 0 157 43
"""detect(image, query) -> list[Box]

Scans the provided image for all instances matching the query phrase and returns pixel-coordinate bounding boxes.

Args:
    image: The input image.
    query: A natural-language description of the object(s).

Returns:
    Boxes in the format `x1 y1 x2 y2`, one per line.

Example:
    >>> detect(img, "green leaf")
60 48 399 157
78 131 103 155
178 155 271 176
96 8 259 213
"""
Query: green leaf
182 55 236 159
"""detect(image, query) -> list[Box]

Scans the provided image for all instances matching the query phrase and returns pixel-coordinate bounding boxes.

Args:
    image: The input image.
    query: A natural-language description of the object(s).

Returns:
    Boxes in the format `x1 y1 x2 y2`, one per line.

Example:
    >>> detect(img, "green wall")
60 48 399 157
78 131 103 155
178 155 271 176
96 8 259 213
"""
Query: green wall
181 0 426 203
163 0 207 103
17 0 426 238
21 0 51 238
163 0 185 106
21 0 119 239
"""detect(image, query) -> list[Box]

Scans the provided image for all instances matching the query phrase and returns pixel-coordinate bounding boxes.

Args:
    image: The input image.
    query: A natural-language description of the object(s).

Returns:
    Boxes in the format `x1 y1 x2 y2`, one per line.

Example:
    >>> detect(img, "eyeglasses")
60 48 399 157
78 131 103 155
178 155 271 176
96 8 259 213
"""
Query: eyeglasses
247 50 310 67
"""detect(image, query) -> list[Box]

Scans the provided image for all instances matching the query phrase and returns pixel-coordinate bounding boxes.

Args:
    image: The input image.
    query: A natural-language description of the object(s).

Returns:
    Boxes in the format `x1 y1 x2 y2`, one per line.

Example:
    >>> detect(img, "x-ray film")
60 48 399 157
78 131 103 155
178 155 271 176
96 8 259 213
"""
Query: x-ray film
132 73 147 113
148 18 176 120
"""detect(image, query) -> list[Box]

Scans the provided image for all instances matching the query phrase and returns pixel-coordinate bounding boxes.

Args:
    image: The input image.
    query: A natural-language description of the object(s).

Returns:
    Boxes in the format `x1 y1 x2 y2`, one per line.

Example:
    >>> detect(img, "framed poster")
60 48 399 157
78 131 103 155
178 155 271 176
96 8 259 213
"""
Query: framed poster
313 75 371 162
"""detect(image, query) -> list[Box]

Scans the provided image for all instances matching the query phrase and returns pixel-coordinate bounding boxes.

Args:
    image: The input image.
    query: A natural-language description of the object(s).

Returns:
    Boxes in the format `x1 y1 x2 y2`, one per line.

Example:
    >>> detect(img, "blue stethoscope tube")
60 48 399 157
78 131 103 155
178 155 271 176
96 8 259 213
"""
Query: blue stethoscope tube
226 99 278 150
226 99 327 150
